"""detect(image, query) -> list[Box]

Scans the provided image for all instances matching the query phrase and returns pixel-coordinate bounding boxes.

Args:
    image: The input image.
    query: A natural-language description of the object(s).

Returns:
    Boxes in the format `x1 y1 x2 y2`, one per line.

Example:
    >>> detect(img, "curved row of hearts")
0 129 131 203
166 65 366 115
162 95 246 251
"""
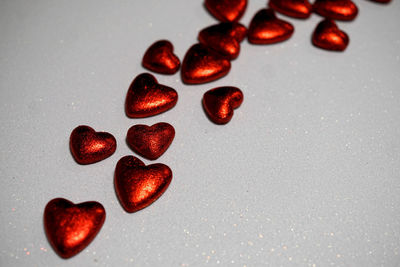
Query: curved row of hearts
43 0 390 259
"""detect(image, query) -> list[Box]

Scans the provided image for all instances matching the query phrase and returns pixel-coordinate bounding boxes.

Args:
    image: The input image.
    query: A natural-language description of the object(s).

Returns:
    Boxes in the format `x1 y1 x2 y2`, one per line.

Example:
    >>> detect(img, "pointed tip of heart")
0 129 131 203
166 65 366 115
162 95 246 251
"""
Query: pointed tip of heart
142 40 181 74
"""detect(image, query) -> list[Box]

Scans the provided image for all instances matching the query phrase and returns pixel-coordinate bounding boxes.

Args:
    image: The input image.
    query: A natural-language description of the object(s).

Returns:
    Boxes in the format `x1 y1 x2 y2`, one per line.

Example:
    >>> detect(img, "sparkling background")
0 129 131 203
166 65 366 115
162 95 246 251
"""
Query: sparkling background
0 0 399 266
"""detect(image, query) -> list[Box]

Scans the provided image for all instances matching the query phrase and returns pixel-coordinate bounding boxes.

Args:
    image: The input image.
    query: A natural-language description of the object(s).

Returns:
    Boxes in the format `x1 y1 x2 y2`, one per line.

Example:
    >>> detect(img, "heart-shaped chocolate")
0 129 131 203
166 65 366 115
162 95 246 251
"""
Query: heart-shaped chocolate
268 0 312 19
313 0 358 21
142 40 180 74
70 125 116 165
125 73 178 118
198 22 247 59
312 19 349 51
248 9 294 44
127 122 175 160
181 43 231 84
205 0 248 22
114 156 172 213
203 86 243 124
44 198 106 258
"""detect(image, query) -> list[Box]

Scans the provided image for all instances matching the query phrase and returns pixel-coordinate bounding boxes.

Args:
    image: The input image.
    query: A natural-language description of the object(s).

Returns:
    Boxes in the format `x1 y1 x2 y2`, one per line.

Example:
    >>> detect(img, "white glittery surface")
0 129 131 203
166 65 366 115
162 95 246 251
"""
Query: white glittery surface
1 0 400 266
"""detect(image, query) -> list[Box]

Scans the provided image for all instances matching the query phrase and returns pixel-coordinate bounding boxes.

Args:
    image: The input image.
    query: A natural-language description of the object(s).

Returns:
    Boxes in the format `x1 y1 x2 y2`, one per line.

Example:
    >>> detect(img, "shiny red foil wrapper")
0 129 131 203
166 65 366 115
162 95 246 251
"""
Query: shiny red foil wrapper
125 73 178 118
248 9 294 44
70 125 116 165
312 19 349 51
181 43 231 84
205 0 248 22
268 0 312 19
313 0 358 21
142 40 180 74
203 86 243 124
44 198 106 258
114 156 172 213
127 122 175 160
198 22 247 59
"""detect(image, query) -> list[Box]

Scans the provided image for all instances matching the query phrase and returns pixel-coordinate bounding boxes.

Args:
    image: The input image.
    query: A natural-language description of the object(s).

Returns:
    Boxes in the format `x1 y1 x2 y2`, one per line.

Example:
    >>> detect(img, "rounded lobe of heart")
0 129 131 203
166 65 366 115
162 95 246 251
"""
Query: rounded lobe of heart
125 73 178 118
70 125 116 165
312 19 349 51
181 44 231 84
198 23 247 59
44 198 106 258
313 0 358 21
114 156 172 213
127 122 175 160
205 0 248 22
203 86 243 124
248 9 294 44
142 40 180 74
268 0 312 19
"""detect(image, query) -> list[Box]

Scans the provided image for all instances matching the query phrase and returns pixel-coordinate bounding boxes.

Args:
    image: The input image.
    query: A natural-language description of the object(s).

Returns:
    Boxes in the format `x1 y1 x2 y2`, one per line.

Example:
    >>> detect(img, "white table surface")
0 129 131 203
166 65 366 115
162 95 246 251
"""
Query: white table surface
1 0 400 266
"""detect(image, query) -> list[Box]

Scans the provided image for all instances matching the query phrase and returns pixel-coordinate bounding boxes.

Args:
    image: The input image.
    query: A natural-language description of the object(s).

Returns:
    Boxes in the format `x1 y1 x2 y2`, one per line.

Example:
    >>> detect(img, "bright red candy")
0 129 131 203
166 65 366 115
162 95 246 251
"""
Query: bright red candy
181 43 231 84
268 0 312 19
203 86 243 124
44 198 106 258
313 0 358 21
248 9 294 44
142 40 180 74
114 156 172 213
127 122 175 160
198 23 247 59
205 0 248 22
125 73 178 118
70 125 116 165
312 19 349 51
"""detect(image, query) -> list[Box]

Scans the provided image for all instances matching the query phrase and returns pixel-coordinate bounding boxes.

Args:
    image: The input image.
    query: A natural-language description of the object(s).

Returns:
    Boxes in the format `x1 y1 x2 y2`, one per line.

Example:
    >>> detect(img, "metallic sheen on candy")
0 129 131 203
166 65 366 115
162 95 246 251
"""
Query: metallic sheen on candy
127 122 175 160
114 156 172 213
198 22 247 59
203 86 243 124
181 43 231 84
70 125 116 165
205 0 248 22
313 0 358 21
248 9 294 45
268 0 312 19
142 40 180 74
44 198 106 258
312 19 349 51
125 73 178 118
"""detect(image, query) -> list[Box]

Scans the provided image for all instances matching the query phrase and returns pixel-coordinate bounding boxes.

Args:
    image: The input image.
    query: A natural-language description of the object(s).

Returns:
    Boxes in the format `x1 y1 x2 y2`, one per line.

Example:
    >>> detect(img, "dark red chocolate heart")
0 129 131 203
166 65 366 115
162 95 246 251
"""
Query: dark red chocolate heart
114 156 172 213
268 0 312 19
44 198 106 258
203 86 243 124
127 122 175 160
313 0 358 21
142 40 180 74
125 73 178 118
312 19 349 51
70 125 116 165
248 9 294 44
181 43 231 84
205 0 248 22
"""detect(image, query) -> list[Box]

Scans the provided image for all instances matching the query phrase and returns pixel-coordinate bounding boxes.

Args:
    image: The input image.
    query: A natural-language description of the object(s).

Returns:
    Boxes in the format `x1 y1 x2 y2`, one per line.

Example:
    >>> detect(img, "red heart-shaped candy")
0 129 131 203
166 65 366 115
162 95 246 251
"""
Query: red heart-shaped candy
125 73 178 118
44 198 106 258
181 44 231 84
142 40 180 74
313 0 358 21
205 0 248 22
198 22 247 59
268 0 312 19
70 125 116 165
248 9 294 44
114 156 172 213
312 19 349 51
127 122 175 160
203 86 243 124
